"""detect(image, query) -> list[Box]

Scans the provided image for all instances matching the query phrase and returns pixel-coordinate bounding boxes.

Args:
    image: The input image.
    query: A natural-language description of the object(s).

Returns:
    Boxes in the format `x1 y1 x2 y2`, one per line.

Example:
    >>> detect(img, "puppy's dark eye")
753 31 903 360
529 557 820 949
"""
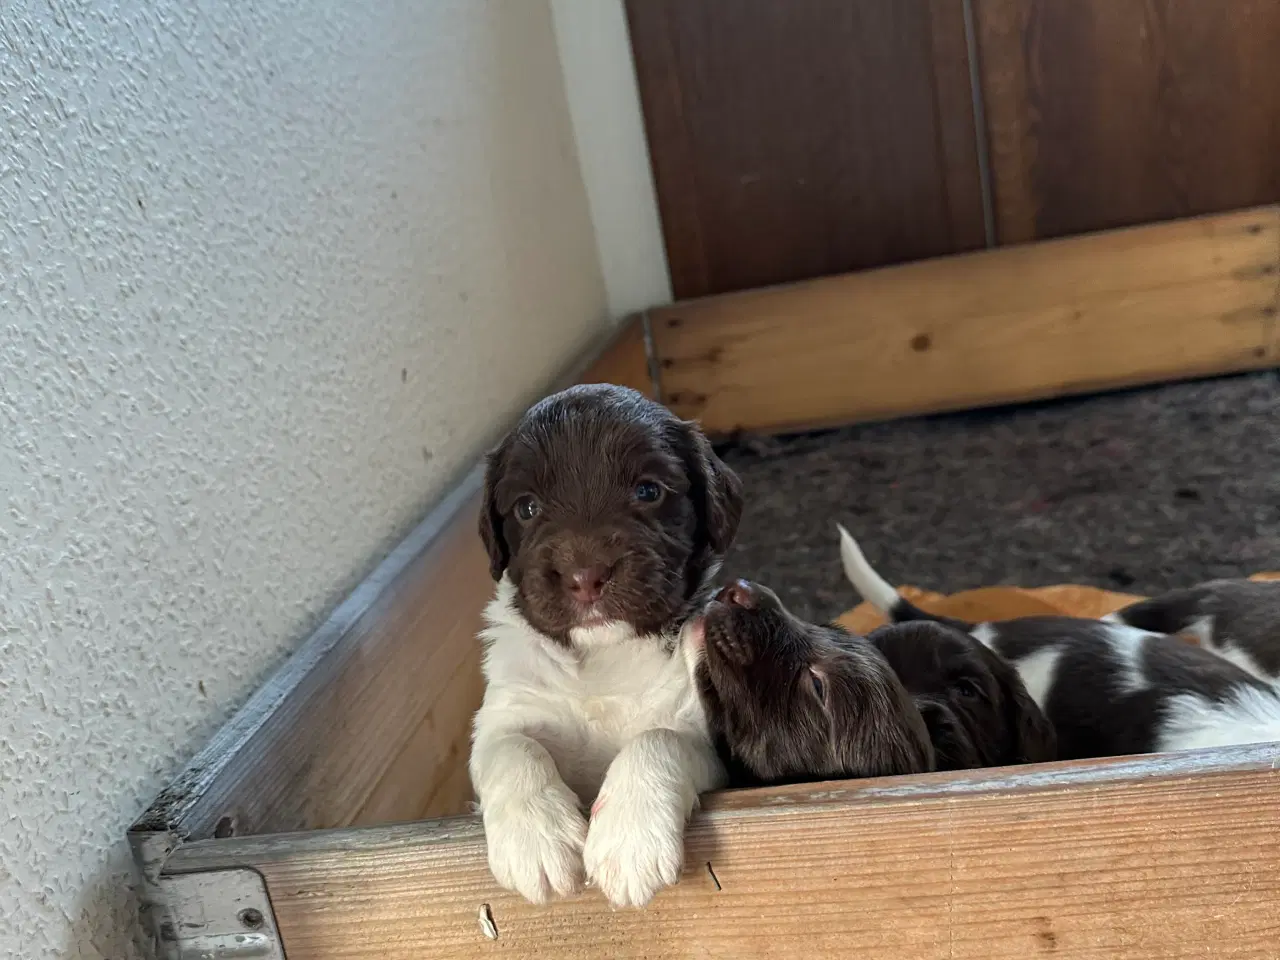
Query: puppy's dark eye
633 481 663 504
808 667 828 703
513 496 540 522
954 677 983 699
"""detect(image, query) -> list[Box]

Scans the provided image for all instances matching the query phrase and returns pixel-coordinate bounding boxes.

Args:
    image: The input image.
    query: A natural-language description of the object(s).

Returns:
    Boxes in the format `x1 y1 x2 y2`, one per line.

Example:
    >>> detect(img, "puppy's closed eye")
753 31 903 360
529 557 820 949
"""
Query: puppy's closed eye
952 676 986 701
807 666 829 706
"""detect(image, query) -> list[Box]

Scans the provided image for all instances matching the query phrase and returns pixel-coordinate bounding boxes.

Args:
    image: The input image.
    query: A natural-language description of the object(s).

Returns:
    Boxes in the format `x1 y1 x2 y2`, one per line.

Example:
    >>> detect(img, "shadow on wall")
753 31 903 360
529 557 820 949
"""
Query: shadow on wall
70 853 153 959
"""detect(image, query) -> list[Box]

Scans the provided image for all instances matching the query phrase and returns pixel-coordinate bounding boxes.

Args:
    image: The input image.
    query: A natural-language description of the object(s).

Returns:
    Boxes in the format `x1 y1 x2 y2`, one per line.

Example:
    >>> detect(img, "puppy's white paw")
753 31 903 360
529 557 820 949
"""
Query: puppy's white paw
483 781 587 905
584 789 686 909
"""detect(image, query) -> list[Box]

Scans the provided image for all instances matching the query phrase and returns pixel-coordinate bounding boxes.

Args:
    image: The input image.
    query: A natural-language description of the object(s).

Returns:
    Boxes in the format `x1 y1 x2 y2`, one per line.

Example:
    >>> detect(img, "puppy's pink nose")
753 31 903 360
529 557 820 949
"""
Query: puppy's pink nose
567 565 611 605
715 580 755 608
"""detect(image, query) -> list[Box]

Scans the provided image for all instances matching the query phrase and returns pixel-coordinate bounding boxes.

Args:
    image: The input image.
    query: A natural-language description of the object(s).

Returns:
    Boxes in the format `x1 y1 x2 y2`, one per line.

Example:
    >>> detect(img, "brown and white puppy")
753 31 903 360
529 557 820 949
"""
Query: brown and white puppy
684 579 935 786
1107 580 1280 682
469 384 743 909
865 621 1057 770
840 526 1280 761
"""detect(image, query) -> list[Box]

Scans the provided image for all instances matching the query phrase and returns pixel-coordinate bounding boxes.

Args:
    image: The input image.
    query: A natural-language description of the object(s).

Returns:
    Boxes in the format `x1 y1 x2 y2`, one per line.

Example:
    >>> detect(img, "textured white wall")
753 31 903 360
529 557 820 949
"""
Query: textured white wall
0 0 607 956
550 0 672 315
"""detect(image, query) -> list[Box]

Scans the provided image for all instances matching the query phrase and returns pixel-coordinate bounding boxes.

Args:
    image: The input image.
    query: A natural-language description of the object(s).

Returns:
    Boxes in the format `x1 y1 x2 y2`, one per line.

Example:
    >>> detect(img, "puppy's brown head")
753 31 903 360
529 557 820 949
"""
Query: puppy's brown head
867 622 1057 770
480 384 743 644
690 580 934 785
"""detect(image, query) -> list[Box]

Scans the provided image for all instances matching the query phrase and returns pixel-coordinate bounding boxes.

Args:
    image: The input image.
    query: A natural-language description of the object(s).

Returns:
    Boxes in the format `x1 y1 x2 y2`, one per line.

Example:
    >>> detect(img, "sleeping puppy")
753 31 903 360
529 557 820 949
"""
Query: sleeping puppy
1107 579 1280 682
865 621 1057 770
840 526 1280 760
684 579 935 785
470 384 743 908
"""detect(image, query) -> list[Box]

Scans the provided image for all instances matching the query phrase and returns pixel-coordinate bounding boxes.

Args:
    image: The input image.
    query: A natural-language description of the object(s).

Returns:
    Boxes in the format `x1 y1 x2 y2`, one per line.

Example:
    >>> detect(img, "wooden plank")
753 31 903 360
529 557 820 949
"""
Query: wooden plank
649 206 1280 436
352 646 484 827
574 314 654 397
626 0 986 299
168 744 1280 960
130 318 652 841
418 753 477 823
975 0 1280 244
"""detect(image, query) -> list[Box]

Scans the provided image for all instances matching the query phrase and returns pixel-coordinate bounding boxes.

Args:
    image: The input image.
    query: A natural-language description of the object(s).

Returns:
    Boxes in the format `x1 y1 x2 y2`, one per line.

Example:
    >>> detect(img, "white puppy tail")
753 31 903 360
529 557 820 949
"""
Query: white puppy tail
837 524 904 615
838 525 977 631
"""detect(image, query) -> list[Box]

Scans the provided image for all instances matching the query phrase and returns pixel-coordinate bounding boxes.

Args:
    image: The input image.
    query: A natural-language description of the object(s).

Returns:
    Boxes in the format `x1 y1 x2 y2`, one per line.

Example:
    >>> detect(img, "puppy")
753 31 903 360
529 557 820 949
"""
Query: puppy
840 526 1280 760
469 384 743 908
865 621 1057 770
1107 579 1280 682
684 579 935 785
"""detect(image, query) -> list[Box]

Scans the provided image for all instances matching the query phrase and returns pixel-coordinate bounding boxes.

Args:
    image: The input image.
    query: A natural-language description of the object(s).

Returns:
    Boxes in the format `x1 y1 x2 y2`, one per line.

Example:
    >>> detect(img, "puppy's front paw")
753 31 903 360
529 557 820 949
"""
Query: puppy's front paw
483 781 587 905
584 789 686 909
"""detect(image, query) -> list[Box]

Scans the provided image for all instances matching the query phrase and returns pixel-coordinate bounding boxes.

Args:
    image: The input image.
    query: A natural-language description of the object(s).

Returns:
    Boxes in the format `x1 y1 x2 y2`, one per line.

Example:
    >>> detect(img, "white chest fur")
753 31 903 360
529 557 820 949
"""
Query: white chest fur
474 577 710 802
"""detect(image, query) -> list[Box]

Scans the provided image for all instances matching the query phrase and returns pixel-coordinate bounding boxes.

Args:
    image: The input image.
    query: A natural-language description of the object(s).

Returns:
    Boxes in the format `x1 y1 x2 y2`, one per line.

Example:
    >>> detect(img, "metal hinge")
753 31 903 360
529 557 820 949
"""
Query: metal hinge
149 869 285 959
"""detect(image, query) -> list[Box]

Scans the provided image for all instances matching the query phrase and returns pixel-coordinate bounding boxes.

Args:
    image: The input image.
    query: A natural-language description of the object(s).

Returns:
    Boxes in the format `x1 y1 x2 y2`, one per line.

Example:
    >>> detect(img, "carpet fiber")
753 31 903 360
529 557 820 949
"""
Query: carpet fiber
717 372 1280 624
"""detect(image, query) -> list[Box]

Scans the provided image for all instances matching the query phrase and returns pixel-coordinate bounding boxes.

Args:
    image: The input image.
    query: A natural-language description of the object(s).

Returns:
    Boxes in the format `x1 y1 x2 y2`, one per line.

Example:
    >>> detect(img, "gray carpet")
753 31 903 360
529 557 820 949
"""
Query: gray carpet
717 372 1280 624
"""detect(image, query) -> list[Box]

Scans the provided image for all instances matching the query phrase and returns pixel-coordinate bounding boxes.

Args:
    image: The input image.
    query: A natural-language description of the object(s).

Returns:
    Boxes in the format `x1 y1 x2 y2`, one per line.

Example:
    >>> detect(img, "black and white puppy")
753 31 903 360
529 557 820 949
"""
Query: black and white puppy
865 621 1057 771
839 526 1280 760
684 579 935 786
1108 579 1280 682
469 384 743 908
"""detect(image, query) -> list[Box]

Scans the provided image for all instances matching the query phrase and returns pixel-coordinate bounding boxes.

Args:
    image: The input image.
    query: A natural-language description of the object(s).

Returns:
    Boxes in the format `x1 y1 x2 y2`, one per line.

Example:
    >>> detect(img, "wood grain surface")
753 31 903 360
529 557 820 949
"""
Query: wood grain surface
627 0 986 299
649 206 1280 436
169 744 1280 960
975 0 1280 244
574 314 655 398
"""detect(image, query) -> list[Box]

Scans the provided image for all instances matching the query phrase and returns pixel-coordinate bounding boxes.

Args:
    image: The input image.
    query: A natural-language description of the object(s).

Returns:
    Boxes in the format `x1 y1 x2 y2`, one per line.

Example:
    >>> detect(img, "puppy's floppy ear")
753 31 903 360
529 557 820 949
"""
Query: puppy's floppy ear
677 421 744 554
991 655 1057 764
478 438 511 581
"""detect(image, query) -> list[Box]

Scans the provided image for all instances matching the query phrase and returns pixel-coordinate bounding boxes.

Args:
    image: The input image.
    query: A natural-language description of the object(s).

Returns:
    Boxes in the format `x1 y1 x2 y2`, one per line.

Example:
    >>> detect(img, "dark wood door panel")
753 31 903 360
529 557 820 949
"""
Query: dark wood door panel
627 0 987 300
976 0 1280 244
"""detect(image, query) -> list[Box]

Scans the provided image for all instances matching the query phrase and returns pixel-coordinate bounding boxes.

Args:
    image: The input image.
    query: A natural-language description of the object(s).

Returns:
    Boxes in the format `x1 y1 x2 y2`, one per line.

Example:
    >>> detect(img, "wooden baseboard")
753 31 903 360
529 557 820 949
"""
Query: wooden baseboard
647 206 1280 436
169 743 1280 960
